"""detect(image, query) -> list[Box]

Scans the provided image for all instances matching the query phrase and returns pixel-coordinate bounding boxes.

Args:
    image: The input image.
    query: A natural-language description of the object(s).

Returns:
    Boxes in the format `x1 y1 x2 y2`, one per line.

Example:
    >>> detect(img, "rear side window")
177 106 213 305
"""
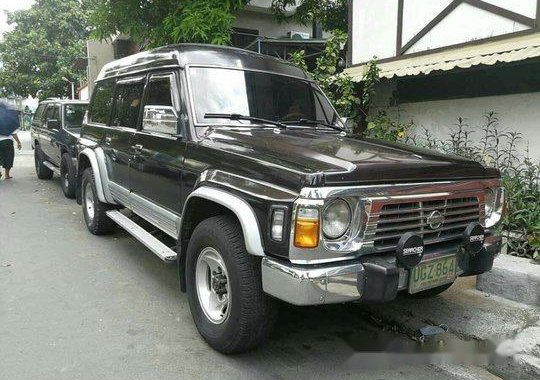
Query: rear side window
88 80 114 124
111 81 145 128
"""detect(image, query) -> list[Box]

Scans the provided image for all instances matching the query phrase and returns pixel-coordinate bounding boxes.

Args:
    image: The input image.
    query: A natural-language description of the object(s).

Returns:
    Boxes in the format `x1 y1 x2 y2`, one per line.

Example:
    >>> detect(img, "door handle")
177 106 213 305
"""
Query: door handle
131 144 143 152
104 137 112 144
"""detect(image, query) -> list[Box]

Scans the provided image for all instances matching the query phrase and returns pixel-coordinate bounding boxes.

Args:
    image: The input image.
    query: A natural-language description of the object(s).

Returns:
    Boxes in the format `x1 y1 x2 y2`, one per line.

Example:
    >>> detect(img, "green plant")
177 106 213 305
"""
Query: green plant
365 110 413 142
412 112 539 261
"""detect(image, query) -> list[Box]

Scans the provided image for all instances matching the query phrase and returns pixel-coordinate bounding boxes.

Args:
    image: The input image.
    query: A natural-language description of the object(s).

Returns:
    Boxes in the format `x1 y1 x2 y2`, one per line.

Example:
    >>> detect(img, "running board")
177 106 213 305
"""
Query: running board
106 210 177 262
43 161 60 175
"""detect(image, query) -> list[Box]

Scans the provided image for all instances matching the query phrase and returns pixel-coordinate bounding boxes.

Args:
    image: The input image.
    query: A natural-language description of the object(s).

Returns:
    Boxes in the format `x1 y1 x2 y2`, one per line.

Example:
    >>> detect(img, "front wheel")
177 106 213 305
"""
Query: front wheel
81 168 116 235
186 215 277 354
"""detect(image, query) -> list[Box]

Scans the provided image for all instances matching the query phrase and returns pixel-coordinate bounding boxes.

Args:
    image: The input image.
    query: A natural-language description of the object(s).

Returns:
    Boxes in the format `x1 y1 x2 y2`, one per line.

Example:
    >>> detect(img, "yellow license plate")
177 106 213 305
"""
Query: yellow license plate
408 256 456 294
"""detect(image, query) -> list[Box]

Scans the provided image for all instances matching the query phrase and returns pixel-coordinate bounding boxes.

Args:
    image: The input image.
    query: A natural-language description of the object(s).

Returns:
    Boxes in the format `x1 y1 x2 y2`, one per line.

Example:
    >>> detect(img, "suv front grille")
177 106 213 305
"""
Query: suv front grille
366 196 481 252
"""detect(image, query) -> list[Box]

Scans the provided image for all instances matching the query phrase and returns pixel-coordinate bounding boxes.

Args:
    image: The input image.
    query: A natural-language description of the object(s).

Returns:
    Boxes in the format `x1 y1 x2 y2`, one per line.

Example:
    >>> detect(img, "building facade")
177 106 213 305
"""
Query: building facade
345 0 540 159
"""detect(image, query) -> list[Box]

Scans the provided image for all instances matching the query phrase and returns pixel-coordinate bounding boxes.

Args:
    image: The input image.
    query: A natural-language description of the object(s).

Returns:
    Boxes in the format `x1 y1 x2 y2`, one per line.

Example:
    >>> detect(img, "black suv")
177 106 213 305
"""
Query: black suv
77 45 504 353
31 99 88 198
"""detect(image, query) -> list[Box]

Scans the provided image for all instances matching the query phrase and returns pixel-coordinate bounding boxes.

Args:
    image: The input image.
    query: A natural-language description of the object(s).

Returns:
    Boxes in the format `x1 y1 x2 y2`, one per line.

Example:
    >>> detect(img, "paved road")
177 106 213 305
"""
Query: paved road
1 133 502 380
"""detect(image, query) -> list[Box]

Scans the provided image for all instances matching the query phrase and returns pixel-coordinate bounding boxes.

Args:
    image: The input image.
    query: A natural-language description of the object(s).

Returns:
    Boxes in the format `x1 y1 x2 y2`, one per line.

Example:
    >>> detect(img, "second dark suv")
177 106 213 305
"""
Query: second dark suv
31 99 88 198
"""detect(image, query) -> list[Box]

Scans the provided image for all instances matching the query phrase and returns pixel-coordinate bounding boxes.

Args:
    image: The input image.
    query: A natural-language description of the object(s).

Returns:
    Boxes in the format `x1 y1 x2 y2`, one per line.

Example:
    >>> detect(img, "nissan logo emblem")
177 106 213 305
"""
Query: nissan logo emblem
427 210 444 230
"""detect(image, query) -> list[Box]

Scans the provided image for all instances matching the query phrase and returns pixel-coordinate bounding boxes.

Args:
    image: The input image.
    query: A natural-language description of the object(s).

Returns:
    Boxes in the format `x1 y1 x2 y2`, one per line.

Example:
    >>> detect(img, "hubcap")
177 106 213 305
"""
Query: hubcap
63 172 69 189
84 182 95 222
195 247 231 324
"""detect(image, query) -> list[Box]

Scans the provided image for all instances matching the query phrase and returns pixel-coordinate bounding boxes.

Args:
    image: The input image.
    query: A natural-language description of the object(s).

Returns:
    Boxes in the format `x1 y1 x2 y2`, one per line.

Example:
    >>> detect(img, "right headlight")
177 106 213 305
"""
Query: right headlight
484 187 505 228
322 198 352 239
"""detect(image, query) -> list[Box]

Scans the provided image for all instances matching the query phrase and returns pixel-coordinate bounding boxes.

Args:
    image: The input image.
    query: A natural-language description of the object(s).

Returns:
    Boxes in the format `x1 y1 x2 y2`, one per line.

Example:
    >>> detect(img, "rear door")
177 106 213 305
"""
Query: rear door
130 71 186 219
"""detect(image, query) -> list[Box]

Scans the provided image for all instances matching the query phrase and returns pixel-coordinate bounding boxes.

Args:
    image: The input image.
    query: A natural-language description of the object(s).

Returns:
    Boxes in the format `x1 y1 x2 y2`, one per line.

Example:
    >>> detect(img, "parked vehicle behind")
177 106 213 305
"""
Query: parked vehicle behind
76 45 504 354
31 99 88 198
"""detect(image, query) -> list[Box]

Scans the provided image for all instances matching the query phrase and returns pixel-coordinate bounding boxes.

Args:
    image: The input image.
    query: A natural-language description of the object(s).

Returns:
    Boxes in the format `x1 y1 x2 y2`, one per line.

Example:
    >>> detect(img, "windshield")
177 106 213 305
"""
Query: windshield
189 67 340 128
64 104 87 129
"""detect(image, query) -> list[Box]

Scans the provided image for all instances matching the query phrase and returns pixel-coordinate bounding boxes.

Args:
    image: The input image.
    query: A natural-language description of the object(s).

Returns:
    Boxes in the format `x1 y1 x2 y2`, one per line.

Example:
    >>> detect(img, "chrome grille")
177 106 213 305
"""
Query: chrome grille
366 196 481 252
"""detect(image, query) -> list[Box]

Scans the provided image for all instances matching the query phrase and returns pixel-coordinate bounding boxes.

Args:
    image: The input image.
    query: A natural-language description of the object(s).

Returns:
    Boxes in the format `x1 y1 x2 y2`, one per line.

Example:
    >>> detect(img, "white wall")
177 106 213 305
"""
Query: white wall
371 83 540 161
86 40 116 96
350 0 537 65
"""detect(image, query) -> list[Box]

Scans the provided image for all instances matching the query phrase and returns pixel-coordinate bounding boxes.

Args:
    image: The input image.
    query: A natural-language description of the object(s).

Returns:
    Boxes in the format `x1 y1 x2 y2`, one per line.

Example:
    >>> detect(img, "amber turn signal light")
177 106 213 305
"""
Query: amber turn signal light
294 207 319 248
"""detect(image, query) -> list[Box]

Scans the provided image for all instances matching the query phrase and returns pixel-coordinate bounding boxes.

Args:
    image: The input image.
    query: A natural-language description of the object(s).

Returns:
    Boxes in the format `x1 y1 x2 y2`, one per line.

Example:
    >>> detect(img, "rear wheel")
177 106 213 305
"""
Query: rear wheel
60 153 76 199
81 168 116 235
34 145 53 180
186 215 277 354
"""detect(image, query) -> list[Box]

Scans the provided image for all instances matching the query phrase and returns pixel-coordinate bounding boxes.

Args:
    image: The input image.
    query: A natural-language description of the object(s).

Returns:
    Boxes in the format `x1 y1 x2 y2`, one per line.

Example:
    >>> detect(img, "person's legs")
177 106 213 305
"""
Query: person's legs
0 140 15 179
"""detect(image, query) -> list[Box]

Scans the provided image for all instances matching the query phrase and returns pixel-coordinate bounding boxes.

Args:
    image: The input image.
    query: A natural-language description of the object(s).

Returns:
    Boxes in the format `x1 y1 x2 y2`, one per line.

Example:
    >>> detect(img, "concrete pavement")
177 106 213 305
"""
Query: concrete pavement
0 132 526 380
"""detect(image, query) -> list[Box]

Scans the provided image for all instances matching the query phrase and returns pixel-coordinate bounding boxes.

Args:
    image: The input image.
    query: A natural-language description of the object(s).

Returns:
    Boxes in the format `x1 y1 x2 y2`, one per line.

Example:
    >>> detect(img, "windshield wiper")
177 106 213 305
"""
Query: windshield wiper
204 113 287 129
279 118 345 132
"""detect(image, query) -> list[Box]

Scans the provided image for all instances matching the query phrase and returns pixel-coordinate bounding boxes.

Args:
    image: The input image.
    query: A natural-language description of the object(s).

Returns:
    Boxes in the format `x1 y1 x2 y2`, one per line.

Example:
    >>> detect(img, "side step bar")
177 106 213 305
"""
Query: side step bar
106 210 177 262
43 161 60 175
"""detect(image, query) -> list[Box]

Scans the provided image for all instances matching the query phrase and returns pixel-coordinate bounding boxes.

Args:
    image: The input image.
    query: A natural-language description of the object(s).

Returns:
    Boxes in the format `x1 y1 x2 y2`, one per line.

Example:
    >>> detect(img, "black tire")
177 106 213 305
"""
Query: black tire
407 282 454 298
60 153 76 199
186 215 277 354
81 167 116 235
34 145 53 180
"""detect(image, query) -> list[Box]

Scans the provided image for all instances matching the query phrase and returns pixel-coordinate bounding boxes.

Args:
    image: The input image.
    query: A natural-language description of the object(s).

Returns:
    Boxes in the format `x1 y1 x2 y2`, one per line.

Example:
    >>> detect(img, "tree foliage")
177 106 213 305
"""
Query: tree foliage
271 0 348 33
88 0 250 48
0 0 89 99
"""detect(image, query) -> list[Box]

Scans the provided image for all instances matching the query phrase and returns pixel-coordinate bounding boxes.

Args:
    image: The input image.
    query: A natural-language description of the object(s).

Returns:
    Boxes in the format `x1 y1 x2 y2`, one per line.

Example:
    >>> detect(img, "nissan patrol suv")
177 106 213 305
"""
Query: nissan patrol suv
31 99 88 198
76 45 504 354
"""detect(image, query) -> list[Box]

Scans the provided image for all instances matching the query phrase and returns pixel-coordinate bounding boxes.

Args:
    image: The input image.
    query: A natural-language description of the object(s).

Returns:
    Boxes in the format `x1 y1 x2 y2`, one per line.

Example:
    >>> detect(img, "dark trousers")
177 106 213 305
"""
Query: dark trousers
0 139 14 169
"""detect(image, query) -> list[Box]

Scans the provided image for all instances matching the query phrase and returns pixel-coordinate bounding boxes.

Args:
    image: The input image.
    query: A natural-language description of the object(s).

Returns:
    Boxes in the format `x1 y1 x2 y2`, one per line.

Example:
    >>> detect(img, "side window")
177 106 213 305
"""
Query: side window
111 81 145 128
88 80 114 124
51 105 60 121
141 74 178 135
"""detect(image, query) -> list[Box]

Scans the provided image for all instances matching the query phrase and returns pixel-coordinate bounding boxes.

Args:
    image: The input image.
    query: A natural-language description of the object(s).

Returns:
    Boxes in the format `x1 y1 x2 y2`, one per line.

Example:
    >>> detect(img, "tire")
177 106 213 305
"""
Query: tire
186 215 277 354
60 153 76 199
407 282 454 298
81 167 116 235
34 145 53 180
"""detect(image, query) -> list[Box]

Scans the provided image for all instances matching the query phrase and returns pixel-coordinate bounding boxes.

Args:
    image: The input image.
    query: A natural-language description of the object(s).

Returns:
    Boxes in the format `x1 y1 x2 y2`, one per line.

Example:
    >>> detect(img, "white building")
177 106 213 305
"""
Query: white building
345 0 540 159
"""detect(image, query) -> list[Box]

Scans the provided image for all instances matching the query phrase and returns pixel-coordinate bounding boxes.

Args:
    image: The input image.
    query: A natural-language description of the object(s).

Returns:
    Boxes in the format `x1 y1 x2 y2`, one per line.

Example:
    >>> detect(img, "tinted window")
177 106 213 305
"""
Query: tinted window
142 74 178 135
33 104 46 122
111 81 144 128
64 104 87 129
189 67 339 126
88 80 114 124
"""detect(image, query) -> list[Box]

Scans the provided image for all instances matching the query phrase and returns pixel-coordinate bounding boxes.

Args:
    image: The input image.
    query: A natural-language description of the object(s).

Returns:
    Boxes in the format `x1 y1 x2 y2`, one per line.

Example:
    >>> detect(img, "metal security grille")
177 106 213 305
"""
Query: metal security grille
365 196 481 252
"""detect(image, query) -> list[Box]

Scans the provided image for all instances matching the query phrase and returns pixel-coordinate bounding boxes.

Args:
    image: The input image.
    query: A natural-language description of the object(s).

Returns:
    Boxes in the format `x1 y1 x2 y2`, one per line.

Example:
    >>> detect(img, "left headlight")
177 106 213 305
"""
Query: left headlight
484 187 505 228
322 198 351 239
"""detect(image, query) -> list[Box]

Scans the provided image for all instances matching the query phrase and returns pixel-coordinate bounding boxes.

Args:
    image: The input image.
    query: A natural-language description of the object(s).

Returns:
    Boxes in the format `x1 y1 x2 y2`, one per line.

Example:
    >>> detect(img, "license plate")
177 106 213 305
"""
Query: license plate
408 256 456 294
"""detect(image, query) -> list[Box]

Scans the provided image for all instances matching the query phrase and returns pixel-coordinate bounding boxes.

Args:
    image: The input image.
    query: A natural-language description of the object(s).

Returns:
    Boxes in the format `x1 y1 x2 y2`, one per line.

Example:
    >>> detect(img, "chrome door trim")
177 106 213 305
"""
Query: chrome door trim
109 181 181 239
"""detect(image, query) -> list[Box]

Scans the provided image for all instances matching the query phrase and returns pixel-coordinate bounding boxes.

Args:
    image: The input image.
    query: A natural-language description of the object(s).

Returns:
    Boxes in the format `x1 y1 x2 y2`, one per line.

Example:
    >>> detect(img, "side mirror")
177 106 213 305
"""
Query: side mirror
142 106 180 135
47 119 60 130
341 117 356 134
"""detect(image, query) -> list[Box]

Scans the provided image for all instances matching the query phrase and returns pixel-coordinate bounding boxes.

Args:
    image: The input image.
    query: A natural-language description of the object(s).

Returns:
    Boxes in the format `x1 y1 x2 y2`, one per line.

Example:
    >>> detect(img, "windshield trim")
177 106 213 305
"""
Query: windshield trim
185 64 341 129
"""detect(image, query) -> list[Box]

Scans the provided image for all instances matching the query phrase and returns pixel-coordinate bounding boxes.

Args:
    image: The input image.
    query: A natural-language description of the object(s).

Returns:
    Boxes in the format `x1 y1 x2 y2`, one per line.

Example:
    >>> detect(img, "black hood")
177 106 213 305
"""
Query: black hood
200 128 499 186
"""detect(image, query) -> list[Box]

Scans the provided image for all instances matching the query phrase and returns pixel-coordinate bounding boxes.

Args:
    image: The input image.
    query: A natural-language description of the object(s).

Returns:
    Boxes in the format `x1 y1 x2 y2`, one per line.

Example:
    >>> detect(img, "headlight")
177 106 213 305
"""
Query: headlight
484 187 505 228
322 198 351 239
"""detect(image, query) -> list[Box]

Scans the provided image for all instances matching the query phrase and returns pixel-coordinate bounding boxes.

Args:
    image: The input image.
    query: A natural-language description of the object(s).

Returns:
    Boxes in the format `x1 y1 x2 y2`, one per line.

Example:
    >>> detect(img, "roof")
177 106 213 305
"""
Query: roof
41 99 89 105
97 44 310 81
345 32 540 81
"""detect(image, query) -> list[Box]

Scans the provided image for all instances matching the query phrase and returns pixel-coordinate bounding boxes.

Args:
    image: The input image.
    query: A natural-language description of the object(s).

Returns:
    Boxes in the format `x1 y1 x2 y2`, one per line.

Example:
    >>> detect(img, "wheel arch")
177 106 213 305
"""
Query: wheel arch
76 148 116 205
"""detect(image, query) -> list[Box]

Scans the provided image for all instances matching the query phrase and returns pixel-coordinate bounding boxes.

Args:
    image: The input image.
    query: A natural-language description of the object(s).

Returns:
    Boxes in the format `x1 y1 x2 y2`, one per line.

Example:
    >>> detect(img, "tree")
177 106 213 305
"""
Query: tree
88 0 250 49
271 0 348 33
0 0 89 99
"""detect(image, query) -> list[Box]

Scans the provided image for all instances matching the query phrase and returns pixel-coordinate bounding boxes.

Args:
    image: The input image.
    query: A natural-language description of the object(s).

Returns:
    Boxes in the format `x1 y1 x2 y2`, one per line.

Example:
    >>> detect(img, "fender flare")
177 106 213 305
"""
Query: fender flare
182 186 265 256
78 148 116 204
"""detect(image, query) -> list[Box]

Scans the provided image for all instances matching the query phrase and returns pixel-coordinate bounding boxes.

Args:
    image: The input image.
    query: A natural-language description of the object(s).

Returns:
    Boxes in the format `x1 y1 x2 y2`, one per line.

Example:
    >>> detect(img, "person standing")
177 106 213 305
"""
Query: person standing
0 102 22 180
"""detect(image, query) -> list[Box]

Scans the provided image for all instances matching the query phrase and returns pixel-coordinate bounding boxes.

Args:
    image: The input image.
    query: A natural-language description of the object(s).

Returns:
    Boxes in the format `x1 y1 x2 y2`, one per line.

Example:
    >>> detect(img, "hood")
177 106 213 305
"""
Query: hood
200 128 498 186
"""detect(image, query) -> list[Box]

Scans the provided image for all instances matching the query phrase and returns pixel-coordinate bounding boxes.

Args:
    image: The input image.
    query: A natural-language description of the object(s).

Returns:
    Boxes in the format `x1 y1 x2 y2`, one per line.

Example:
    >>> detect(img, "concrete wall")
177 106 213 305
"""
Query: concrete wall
234 9 312 39
86 40 116 95
350 0 537 65
370 81 540 160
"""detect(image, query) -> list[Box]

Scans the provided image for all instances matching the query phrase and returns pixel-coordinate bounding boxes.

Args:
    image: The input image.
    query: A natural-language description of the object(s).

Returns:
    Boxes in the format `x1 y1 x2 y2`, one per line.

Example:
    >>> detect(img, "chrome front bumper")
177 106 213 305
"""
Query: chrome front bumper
261 234 502 306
